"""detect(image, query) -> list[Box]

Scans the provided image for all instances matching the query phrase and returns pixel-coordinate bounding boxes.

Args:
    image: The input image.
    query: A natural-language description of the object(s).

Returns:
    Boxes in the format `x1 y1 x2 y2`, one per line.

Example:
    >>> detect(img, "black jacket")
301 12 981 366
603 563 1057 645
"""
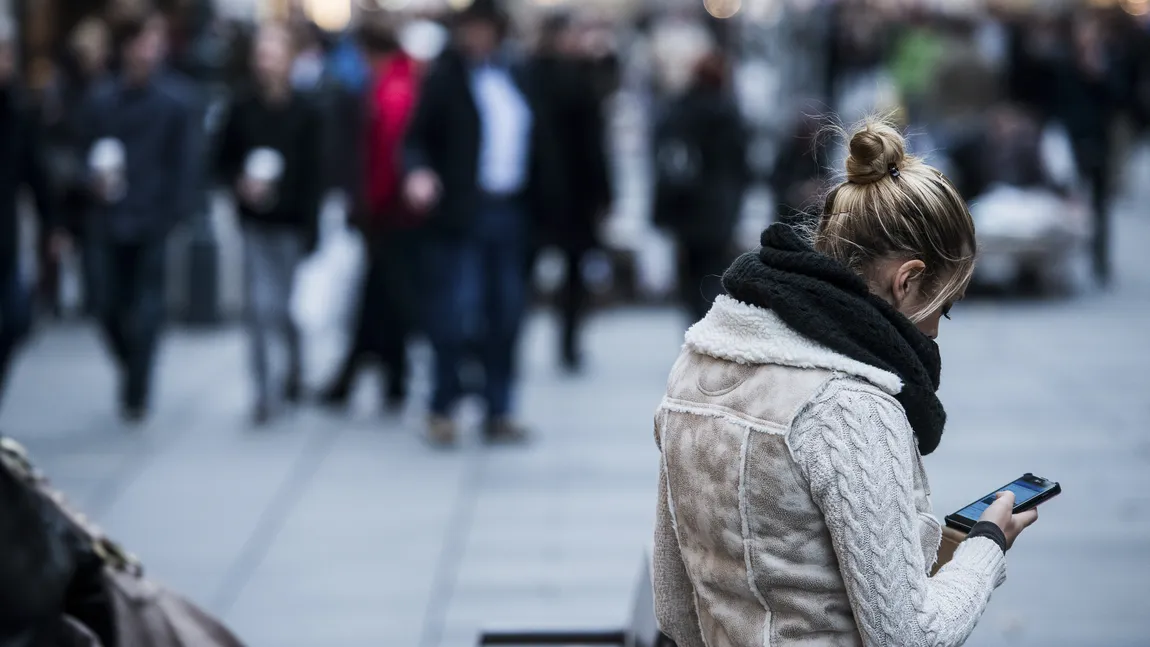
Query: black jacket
215 89 323 239
403 47 564 236
78 73 200 244
0 87 55 279
653 86 749 248
527 55 612 247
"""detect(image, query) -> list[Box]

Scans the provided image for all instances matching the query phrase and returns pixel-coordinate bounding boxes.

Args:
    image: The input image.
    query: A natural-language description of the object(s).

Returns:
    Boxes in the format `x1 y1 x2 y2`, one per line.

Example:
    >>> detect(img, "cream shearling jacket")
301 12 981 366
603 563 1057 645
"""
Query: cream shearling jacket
653 296 1007 647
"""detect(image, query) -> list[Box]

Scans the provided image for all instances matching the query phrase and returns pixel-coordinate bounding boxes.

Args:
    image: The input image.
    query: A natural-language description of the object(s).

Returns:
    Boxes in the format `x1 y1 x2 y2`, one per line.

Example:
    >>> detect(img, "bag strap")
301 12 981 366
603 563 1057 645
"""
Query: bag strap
0 437 143 576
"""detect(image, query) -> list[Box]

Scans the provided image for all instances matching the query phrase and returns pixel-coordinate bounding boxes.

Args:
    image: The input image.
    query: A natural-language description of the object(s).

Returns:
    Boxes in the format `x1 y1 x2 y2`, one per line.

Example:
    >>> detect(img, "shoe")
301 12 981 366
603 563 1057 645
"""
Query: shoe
561 352 584 374
383 389 407 414
426 414 457 447
484 418 530 446
251 402 273 427
120 405 147 426
319 382 351 410
284 374 303 405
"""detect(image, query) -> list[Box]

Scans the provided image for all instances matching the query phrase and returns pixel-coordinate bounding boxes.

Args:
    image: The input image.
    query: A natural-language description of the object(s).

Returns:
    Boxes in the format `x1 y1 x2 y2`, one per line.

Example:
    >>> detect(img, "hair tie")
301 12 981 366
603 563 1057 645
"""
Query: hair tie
889 164 901 180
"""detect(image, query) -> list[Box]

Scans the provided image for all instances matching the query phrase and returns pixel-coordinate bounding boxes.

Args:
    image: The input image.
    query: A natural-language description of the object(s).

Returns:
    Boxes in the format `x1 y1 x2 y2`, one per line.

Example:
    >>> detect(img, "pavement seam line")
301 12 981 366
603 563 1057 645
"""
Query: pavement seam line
417 445 485 647
210 421 345 616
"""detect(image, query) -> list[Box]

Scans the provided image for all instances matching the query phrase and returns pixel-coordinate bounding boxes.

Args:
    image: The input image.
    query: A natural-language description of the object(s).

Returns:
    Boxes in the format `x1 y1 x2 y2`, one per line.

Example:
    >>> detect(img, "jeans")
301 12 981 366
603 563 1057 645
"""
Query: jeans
0 268 32 406
424 196 528 419
242 225 305 409
87 238 167 411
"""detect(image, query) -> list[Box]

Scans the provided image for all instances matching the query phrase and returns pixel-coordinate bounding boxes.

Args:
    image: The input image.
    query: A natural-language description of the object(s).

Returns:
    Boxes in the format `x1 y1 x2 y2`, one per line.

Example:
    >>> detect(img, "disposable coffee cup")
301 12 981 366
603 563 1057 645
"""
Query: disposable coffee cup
242 148 285 211
244 147 285 183
88 138 127 203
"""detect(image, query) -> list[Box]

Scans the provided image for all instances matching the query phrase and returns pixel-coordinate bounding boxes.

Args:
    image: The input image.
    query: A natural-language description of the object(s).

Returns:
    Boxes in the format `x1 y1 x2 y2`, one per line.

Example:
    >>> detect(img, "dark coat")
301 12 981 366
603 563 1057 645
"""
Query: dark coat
527 55 612 249
653 86 749 249
0 87 55 279
215 88 323 241
403 47 564 237
78 73 200 244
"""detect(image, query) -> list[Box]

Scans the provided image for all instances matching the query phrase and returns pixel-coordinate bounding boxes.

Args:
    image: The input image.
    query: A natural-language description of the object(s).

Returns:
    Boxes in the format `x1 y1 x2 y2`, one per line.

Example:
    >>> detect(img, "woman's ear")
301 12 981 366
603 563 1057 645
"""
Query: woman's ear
891 259 927 312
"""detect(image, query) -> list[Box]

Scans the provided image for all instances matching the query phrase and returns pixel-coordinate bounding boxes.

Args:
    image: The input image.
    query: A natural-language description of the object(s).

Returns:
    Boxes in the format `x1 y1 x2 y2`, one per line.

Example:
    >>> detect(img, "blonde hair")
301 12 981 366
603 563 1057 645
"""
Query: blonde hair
815 119 976 322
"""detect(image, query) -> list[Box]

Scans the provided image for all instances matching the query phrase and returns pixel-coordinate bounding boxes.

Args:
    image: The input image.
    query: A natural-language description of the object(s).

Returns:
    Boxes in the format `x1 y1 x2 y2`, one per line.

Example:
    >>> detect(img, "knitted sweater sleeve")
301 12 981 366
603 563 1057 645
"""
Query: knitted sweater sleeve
790 380 1007 647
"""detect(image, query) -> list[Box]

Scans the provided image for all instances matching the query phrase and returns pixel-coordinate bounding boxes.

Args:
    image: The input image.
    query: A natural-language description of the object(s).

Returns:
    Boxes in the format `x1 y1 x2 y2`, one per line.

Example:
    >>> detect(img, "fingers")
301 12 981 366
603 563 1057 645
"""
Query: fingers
987 491 1015 514
1015 508 1039 529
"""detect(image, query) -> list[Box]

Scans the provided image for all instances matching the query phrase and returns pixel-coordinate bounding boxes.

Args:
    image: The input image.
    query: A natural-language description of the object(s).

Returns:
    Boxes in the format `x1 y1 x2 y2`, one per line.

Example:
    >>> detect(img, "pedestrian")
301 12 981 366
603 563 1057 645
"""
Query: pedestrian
653 121 1039 646
528 11 613 372
1058 12 1123 287
217 24 322 426
652 51 749 325
321 17 424 413
79 13 199 423
769 112 831 227
0 21 62 408
403 0 562 446
41 17 112 319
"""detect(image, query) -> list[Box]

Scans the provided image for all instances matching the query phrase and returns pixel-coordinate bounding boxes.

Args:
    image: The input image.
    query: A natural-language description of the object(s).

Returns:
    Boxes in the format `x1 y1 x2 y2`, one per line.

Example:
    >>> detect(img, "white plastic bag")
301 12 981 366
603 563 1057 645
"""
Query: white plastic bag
290 205 366 337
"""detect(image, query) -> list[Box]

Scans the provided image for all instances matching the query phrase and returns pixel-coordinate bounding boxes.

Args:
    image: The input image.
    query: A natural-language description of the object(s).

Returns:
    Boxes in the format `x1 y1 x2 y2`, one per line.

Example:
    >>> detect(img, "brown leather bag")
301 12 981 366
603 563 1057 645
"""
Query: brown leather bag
1 438 246 647
931 526 969 576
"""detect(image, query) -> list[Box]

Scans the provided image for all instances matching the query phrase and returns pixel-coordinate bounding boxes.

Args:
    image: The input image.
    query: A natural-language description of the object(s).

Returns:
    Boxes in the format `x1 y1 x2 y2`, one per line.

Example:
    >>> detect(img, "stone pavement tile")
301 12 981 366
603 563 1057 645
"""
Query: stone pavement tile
224 425 471 643
453 550 643 594
232 599 422 647
969 537 1150 646
443 587 634 630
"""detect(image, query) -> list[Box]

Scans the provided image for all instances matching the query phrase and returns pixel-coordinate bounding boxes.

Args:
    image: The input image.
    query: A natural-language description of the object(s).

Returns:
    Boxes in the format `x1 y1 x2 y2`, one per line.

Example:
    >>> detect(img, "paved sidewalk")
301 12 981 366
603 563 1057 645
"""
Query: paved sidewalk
2 213 1149 646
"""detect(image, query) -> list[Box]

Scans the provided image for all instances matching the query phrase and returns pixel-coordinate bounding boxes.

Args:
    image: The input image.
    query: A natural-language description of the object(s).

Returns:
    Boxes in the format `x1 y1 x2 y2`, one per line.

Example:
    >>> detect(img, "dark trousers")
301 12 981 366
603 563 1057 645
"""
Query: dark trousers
1085 161 1112 285
558 244 591 366
1074 138 1114 285
424 196 528 419
330 228 422 399
87 238 166 411
679 242 731 324
528 240 592 366
0 268 32 407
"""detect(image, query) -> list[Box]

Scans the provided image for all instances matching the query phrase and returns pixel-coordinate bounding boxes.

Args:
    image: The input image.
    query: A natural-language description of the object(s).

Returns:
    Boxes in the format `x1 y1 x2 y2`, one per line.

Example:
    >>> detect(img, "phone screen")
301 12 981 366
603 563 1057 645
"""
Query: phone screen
955 477 1048 521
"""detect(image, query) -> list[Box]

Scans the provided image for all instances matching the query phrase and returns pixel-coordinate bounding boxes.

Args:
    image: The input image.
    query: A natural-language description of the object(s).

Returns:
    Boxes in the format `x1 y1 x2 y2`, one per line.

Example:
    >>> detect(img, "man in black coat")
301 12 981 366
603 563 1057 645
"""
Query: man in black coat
0 30 59 408
403 0 563 446
653 53 749 325
79 14 200 423
528 12 613 372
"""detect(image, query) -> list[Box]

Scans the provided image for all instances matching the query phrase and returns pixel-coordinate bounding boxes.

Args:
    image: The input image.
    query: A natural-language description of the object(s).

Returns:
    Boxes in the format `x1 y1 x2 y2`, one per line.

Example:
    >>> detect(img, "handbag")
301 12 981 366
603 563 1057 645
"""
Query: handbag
0 437 247 647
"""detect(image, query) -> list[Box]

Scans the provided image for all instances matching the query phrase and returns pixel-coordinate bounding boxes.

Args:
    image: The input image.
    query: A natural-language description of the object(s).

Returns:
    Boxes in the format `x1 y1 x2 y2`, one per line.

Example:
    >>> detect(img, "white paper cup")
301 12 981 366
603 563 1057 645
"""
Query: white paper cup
244 147 285 184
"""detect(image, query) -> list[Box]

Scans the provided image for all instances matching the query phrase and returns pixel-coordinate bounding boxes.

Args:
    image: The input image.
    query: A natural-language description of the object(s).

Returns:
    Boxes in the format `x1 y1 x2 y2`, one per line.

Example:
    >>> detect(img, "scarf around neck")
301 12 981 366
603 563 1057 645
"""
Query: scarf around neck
721 223 946 455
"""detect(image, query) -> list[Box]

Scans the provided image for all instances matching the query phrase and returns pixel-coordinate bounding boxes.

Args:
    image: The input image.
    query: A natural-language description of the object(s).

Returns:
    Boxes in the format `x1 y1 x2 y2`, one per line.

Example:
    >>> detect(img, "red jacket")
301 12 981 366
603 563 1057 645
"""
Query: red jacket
364 52 421 226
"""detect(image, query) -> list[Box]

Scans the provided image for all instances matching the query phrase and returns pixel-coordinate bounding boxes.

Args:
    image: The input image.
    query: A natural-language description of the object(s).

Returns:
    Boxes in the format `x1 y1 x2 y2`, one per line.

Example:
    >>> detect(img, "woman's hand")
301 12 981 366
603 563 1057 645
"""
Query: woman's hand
978 491 1039 549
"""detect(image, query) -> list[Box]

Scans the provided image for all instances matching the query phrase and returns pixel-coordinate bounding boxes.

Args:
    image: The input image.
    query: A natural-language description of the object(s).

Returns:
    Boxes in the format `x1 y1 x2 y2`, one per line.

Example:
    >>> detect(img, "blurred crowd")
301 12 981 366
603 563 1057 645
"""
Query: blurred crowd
1 0 1148 445
0 0 622 445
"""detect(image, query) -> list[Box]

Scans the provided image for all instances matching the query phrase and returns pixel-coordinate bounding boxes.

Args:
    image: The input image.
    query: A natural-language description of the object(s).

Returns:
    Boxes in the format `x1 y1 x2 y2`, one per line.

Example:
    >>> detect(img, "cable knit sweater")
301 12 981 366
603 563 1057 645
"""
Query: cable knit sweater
653 296 1006 647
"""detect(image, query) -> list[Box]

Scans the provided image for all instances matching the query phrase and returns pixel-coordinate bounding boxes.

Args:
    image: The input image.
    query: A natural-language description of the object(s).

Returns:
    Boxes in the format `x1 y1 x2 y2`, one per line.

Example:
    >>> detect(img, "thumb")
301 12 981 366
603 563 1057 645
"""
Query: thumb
995 491 1016 505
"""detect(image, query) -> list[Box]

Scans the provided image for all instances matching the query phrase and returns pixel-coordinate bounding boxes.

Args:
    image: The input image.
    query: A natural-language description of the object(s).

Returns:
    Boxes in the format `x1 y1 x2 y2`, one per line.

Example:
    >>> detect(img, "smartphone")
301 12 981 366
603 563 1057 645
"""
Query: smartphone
944 473 1061 532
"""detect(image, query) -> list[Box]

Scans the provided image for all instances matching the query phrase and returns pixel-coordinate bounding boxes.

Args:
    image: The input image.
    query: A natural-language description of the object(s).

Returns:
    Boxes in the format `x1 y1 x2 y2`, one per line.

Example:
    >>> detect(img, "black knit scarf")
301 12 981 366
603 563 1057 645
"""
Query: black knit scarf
722 223 946 455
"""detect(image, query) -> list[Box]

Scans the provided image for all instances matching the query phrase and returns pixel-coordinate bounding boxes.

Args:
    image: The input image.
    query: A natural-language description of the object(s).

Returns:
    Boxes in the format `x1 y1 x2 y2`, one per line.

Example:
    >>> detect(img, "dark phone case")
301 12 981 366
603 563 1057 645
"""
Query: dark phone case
944 475 1061 532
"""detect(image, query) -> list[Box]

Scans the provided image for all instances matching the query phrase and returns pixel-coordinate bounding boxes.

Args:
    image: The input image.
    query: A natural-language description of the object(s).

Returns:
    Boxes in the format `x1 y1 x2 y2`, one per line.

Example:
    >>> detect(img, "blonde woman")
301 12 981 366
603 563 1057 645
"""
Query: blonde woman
653 121 1038 646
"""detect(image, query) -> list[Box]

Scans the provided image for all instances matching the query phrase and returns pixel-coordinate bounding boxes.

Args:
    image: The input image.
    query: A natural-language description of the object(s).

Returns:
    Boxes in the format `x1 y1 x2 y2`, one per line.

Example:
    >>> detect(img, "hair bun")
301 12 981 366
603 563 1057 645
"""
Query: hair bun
845 122 907 185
